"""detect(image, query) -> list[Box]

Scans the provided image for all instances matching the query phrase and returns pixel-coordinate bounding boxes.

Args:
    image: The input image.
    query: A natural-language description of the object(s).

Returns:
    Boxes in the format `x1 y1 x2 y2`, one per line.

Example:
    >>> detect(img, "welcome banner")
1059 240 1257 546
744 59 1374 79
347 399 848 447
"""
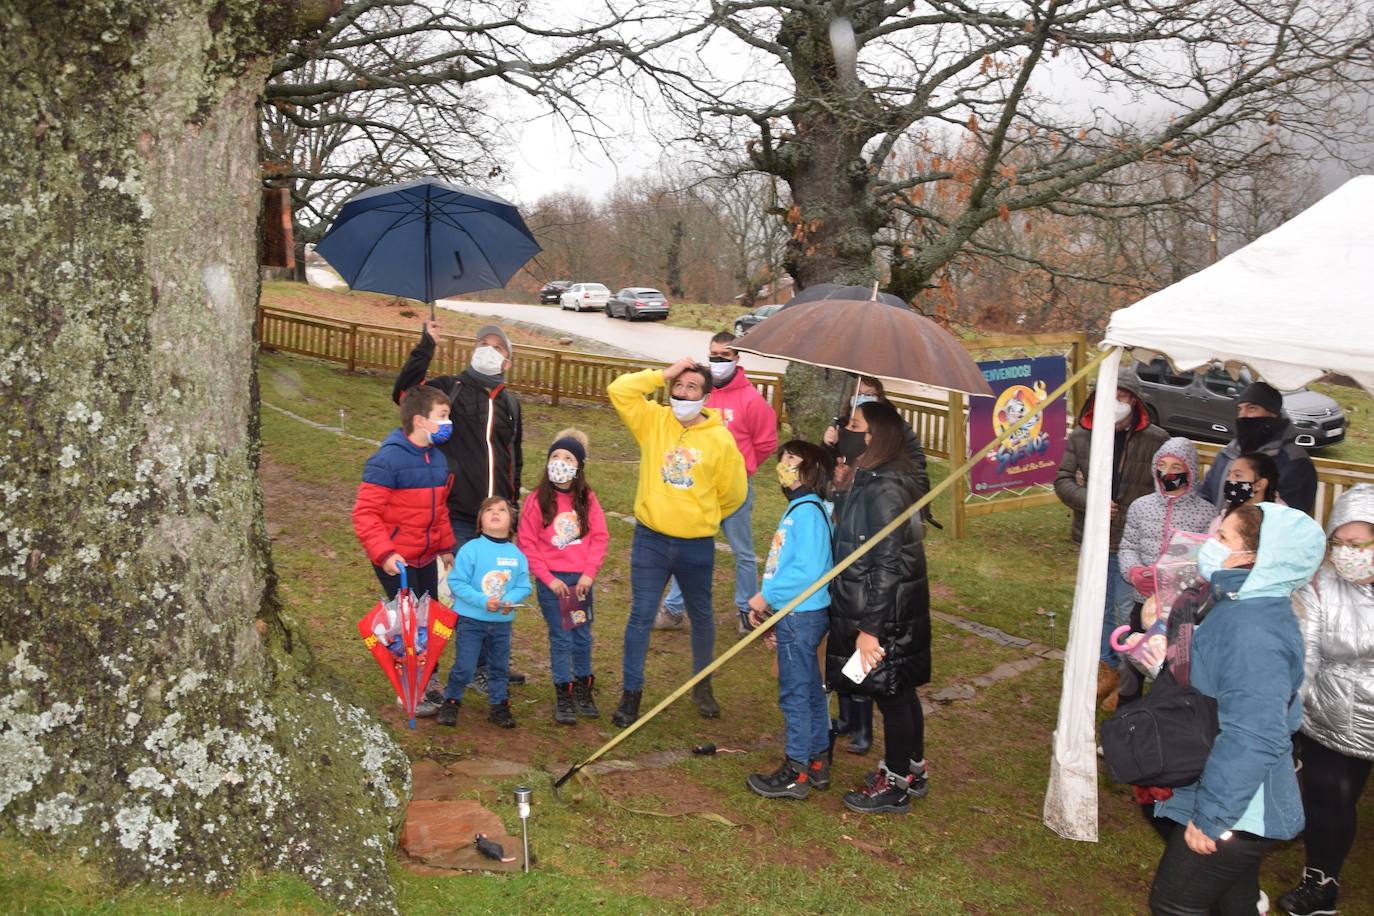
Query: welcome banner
967 356 1068 495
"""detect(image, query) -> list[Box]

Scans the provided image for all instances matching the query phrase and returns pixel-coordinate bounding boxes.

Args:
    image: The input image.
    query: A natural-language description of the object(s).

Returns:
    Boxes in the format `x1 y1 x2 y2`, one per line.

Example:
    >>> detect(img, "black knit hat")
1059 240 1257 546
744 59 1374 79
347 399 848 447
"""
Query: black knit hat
548 435 586 466
1236 381 1283 416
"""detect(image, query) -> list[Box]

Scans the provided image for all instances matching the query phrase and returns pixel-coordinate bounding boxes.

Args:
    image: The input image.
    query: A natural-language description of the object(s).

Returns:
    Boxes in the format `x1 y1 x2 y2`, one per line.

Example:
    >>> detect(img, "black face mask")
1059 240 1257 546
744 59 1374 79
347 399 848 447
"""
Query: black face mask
1156 470 1188 493
1223 479 1255 507
836 428 868 461
1236 416 1280 452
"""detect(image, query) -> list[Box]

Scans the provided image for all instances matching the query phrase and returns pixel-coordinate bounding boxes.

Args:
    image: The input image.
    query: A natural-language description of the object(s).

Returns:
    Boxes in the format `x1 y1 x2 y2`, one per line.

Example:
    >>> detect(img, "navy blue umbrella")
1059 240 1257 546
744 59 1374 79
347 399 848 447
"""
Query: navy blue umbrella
315 179 541 318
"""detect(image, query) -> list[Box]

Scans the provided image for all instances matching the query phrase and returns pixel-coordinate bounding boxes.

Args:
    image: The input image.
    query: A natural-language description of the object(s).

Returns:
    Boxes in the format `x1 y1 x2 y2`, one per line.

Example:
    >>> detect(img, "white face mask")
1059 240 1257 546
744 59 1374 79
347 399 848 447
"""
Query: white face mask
471 345 506 376
671 396 705 423
1114 400 1132 424
547 458 577 485
1330 545 1374 583
708 359 736 382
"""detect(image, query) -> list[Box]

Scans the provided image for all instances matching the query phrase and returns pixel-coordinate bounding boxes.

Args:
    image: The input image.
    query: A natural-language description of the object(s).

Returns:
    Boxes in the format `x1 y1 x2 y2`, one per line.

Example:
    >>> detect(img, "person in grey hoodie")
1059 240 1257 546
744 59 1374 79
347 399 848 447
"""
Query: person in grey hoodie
1113 437 1217 708
1279 485 1374 916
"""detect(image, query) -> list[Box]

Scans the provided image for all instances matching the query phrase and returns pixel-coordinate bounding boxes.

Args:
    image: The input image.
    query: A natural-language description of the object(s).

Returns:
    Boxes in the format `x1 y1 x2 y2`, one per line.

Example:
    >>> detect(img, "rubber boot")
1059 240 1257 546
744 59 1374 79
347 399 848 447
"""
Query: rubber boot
834 693 855 736
691 677 720 719
846 696 873 755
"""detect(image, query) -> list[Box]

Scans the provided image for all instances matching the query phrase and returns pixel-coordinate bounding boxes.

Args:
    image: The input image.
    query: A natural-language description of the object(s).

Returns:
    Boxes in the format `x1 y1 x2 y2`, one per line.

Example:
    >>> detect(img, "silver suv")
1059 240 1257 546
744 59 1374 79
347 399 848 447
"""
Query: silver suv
1133 359 1346 449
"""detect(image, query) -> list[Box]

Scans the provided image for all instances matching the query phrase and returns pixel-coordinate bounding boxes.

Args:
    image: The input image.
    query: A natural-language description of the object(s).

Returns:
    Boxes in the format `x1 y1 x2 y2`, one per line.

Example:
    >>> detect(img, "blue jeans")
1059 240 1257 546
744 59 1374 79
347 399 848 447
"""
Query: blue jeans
623 524 715 692
450 516 478 549
536 572 594 685
774 610 830 763
1100 553 1135 669
444 616 512 704
663 480 755 617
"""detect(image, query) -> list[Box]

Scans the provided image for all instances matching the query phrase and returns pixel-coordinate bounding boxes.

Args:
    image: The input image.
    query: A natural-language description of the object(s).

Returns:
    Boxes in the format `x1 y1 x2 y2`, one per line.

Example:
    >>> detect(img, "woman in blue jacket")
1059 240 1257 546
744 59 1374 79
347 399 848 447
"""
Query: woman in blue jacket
1150 502 1326 915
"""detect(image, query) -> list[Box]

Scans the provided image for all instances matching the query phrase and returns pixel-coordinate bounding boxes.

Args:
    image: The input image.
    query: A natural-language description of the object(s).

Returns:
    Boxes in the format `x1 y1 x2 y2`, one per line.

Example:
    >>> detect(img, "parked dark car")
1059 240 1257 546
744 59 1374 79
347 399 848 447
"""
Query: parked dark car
1133 358 1346 449
605 287 670 321
539 280 572 303
732 303 783 337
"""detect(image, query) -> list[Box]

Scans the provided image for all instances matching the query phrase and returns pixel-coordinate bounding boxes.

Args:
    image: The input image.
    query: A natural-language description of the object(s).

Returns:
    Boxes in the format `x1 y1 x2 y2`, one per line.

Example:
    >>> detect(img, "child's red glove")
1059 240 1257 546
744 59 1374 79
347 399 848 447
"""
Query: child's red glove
1128 566 1157 596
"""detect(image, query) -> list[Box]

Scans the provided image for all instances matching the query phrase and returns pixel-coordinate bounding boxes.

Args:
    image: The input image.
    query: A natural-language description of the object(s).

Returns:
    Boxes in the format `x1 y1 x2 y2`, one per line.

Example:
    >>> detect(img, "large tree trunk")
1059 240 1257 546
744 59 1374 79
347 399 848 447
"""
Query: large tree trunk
764 8 890 438
0 4 408 913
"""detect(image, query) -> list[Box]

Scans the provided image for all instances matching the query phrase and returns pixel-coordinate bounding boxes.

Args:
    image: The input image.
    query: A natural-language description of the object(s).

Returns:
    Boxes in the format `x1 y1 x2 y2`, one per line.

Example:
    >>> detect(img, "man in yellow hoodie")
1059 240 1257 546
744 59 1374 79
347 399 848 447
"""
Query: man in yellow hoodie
608 357 748 727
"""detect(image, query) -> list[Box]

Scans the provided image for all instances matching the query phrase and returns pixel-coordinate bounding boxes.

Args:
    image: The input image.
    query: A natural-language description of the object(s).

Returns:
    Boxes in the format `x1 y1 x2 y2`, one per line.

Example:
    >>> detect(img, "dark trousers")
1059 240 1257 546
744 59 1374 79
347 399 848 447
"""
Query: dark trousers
876 686 925 774
371 559 439 601
1297 731 1373 879
1148 822 1274 915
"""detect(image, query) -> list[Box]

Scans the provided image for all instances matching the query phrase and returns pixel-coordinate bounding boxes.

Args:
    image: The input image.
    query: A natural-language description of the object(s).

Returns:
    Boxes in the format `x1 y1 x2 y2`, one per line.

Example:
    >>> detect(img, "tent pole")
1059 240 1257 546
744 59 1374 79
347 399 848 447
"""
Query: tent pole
1043 347 1123 842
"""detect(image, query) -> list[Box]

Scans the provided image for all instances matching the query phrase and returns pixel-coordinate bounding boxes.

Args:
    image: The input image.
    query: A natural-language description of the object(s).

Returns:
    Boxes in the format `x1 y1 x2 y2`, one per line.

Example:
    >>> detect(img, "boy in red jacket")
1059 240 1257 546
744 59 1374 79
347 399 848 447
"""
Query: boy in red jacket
352 385 456 601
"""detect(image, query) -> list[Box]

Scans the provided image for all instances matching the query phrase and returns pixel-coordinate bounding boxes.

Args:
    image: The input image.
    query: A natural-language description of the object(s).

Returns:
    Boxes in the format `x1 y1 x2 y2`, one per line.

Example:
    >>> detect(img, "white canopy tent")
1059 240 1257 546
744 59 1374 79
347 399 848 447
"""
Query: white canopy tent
1043 175 1374 841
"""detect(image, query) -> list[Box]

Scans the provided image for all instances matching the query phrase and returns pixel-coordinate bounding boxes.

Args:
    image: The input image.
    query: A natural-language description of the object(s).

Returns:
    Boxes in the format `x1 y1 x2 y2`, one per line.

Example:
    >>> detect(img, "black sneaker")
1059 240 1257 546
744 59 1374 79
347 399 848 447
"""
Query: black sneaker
573 675 600 718
864 758 927 792
554 683 577 726
843 763 910 814
746 758 810 800
487 699 516 729
807 757 831 790
436 698 460 727
1277 867 1339 916
611 689 643 728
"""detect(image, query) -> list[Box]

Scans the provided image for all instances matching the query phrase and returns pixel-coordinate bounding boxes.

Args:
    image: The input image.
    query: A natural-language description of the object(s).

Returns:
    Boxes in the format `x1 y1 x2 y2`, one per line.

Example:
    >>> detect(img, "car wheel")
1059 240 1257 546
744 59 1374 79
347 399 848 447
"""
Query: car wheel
734 323 745 336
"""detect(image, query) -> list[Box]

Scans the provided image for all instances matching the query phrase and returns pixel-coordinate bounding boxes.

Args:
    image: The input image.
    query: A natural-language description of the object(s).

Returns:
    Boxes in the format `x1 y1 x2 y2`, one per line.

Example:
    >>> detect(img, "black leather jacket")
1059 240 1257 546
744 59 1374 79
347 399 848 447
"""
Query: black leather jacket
826 459 931 696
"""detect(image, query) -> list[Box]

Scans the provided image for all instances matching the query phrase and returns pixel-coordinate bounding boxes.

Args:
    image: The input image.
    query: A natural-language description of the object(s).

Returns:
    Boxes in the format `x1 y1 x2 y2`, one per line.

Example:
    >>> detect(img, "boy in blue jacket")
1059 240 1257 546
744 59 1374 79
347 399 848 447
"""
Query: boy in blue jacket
745 441 835 800
437 496 531 728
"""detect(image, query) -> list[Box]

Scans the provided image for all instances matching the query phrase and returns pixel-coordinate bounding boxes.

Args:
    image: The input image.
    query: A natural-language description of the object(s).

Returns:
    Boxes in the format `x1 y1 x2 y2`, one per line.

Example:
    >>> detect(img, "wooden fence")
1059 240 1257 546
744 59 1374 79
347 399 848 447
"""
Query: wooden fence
258 307 1370 533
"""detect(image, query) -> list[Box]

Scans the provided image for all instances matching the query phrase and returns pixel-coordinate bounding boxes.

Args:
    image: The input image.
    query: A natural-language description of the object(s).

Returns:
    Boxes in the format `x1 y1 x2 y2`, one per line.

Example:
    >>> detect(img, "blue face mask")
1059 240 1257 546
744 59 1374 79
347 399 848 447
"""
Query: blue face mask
1198 536 1254 581
429 418 453 445
853 393 878 409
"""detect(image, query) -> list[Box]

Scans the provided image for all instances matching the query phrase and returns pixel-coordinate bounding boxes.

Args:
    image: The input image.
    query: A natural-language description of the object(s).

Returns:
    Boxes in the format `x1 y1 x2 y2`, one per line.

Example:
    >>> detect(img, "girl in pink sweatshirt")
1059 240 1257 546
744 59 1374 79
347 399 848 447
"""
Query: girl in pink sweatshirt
517 428 611 725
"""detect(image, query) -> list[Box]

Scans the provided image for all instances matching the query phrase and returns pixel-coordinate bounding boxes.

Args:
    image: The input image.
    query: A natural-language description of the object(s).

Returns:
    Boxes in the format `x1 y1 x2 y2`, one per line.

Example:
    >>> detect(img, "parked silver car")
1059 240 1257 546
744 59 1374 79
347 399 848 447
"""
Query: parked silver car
1133 359 1346 449
606 287 670 321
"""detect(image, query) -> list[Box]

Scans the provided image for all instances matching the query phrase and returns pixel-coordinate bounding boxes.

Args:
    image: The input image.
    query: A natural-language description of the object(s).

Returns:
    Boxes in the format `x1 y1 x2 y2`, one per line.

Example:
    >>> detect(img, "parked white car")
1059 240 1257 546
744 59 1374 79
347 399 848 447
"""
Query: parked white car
559 282 611 312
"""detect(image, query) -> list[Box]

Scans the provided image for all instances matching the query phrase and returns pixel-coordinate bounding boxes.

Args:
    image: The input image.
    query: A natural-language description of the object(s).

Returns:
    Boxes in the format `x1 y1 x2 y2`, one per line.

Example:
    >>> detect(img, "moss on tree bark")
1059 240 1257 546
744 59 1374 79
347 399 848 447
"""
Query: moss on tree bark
0 3 408 912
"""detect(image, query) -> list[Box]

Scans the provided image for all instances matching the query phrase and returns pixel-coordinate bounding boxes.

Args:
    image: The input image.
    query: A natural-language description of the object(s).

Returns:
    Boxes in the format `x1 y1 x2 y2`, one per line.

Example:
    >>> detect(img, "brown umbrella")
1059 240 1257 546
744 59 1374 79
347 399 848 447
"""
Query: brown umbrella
732 296 993 397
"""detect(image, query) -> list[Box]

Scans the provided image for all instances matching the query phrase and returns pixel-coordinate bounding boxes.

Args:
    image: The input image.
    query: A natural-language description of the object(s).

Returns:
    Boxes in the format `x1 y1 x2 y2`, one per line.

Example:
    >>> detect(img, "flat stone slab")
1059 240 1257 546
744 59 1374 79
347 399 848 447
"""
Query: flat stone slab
447 758 528 779
931 684 977 703
400 799 523 873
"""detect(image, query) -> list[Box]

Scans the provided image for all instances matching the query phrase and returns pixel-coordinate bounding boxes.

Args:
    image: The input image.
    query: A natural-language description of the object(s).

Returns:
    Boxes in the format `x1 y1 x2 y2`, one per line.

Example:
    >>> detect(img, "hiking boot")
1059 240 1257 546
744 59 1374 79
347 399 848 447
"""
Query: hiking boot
469 667 489 697
746 758 810 800
487 699 516 729
415 677 445 718
1096 661 1120 703
846 696 873 754
611 689 643 728
843 762 911 815
807 757 832 791
573 675 600 718
652 607 684 630
554 683 577 725
1101 689 1120 713
1276 867 1339 916
691 678 720 719
436 698 461 727
736 611 752 637
865 759 927 795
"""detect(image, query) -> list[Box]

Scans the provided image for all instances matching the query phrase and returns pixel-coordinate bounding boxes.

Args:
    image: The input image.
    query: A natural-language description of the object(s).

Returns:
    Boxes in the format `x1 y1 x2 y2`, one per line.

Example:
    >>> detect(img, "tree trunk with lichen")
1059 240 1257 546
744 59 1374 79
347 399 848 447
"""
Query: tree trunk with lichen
0 4 408 912
758 8 890 440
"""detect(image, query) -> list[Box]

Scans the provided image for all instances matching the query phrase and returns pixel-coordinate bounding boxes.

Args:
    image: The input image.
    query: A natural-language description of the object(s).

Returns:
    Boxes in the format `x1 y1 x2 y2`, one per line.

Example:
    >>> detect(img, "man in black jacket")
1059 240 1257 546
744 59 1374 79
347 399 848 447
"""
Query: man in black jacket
393 319 526 701
1196 381 1317 516
392 320 523 544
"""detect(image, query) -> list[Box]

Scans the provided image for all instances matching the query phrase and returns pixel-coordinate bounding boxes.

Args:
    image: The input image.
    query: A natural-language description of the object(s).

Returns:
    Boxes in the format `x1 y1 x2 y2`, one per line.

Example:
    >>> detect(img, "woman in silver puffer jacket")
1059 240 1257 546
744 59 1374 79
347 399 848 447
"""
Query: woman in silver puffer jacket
1279 484 1374 916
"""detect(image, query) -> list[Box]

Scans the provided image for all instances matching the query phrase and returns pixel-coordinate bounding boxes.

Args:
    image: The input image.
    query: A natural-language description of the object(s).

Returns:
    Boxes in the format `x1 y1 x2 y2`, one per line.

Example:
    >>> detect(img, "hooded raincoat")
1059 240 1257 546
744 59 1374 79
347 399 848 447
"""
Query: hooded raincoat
1156 504 1327 840
1295 484 1374 761
1117 437 1218 600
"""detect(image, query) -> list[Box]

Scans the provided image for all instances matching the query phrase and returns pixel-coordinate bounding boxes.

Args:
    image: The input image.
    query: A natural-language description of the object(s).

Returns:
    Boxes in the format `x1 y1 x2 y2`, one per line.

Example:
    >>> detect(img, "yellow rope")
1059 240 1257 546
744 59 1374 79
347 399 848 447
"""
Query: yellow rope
553 347 1112 789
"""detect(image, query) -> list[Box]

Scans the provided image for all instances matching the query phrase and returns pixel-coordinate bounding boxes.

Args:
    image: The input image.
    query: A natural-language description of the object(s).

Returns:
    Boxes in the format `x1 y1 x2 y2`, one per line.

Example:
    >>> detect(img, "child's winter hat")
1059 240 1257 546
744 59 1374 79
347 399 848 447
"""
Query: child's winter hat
548 427 588 465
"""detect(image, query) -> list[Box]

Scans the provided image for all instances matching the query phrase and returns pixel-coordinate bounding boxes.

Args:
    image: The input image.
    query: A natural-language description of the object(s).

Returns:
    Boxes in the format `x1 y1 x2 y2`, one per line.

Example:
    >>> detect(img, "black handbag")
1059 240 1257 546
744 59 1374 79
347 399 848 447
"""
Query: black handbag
1100 665 1219 788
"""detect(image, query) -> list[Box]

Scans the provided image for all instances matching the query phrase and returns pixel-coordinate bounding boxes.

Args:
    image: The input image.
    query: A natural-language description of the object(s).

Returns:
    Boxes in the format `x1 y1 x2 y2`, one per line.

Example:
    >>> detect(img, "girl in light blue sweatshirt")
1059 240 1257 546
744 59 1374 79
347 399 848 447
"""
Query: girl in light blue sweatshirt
438 496 531 729
745 441 835 801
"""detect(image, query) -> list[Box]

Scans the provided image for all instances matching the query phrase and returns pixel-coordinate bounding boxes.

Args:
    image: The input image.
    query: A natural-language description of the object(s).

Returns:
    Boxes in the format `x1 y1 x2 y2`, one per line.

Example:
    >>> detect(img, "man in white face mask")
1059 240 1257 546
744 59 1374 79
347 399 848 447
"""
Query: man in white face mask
607 355 748 727
1053 374 1168 710
393 319 528 704
658 331 778 635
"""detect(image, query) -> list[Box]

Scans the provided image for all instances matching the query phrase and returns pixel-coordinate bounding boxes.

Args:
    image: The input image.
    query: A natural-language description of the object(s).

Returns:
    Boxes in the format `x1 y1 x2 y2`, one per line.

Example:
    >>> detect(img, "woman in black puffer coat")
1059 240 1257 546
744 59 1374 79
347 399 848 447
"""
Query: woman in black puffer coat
826 400 931 815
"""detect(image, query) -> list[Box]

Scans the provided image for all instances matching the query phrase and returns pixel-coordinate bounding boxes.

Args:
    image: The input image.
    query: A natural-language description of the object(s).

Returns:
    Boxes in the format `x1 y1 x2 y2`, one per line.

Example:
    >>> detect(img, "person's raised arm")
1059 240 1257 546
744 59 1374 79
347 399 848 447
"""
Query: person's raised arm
607 362 681 440
392 320 442 404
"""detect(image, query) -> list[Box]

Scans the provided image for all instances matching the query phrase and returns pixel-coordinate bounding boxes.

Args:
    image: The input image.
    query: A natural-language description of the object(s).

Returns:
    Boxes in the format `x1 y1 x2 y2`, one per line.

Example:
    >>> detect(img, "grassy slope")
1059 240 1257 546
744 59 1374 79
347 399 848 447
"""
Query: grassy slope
7 350 1371 915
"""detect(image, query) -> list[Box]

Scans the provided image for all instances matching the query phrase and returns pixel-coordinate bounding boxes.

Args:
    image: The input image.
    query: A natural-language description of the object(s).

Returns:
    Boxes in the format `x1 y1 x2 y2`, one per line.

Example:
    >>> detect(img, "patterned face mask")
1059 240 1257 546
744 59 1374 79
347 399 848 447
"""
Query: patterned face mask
1330 544 1374 583
547 458 577 485
1223 479 1255 507
776 462 800 489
